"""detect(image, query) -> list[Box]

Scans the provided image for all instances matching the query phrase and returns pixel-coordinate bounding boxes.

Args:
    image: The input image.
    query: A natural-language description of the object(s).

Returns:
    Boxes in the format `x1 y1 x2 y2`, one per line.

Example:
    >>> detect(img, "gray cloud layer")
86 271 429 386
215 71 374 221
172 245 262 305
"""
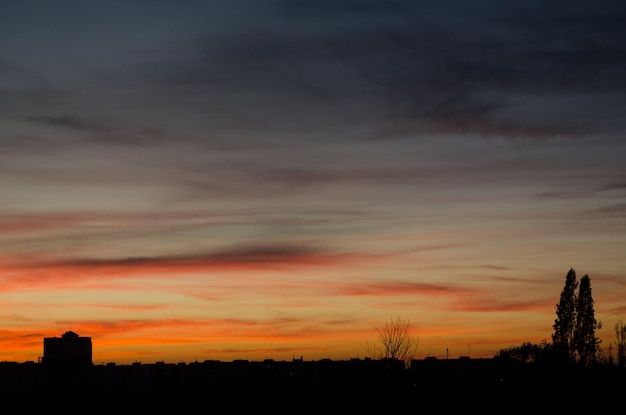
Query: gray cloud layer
2 0 625 147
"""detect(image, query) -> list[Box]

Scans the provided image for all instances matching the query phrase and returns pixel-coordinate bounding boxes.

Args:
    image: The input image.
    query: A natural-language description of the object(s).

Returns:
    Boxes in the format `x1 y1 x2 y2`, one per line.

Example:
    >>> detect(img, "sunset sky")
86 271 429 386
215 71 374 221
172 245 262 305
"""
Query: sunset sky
1 0 625 364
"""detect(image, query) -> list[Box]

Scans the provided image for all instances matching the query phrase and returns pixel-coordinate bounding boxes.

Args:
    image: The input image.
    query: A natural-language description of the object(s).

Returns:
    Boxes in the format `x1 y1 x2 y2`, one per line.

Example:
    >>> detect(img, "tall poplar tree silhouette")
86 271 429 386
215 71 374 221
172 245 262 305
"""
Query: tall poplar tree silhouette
615 320 626 368
573 274 601 367
552 268 578 360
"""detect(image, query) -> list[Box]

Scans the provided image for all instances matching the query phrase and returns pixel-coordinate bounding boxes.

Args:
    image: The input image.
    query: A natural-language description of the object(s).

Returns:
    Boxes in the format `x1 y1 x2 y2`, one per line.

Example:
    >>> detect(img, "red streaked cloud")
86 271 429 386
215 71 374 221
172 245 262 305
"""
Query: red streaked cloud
0 244 370 290
204 346 331 357
448 298 555 313
0 211 218 235
330 281 473 297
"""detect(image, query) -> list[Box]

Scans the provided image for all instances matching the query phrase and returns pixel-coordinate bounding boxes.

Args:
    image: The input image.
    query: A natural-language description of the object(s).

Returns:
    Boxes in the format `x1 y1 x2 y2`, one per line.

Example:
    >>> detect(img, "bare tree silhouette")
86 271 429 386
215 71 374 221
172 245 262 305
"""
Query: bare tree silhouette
365 316 419 367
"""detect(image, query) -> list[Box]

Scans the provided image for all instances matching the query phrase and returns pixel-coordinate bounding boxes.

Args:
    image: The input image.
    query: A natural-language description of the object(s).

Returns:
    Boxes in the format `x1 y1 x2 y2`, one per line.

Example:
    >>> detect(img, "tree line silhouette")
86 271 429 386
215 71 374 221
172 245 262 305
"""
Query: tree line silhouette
498 268 625 368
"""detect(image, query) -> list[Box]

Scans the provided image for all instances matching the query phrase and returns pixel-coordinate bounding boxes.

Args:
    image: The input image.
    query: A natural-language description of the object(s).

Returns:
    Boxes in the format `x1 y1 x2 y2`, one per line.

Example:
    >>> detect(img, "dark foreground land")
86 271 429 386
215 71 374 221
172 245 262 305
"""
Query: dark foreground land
1 357 624 413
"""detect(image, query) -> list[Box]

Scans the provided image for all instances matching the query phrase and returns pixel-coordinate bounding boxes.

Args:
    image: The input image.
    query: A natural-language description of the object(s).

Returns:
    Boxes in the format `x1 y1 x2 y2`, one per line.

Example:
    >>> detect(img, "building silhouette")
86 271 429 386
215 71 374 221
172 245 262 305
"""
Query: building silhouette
0 334 623 412
41 330 92 367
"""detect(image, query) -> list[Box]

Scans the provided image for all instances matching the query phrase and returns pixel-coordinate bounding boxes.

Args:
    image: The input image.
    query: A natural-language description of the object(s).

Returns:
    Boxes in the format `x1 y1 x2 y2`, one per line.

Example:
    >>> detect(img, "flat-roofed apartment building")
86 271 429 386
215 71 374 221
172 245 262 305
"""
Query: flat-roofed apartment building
42 330 92 367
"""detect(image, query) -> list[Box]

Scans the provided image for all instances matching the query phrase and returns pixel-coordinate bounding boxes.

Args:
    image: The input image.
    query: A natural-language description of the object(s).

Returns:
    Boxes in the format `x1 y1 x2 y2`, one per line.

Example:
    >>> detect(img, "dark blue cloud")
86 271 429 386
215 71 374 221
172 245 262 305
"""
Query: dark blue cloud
1 0 625 146
130 0 626 140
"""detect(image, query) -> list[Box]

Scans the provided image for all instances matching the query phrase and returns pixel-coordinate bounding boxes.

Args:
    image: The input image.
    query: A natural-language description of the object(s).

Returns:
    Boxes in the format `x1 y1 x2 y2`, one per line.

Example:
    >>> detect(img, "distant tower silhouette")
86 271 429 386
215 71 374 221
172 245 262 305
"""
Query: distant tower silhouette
42 330 92 367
